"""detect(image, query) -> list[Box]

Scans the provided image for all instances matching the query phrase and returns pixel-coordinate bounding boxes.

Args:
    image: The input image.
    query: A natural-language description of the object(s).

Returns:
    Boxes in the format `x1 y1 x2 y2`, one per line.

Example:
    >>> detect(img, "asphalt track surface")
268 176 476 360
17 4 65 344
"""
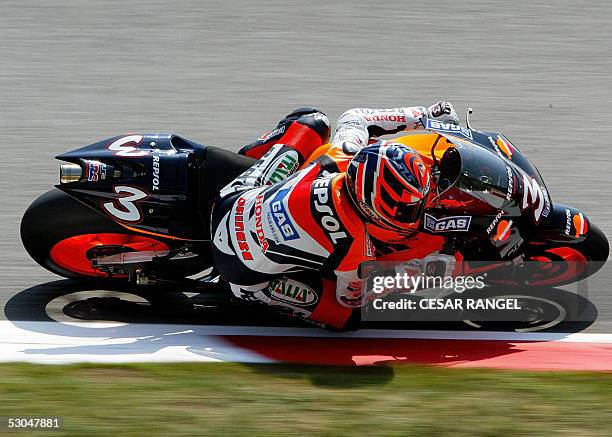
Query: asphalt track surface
1 0 611 367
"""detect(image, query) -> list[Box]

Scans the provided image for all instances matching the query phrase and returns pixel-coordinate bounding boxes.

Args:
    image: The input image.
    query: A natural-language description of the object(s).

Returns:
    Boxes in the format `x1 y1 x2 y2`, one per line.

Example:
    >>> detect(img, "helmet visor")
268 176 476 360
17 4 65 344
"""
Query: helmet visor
394 196 426 225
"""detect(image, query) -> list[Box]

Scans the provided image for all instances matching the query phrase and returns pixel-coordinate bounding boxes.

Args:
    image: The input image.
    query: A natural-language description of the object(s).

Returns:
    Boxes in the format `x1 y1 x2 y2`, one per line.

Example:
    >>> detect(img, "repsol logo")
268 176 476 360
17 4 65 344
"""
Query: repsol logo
312 177 347 244
152 156 160 190
505 166 514 201
565 208 572 236
487 210 505 234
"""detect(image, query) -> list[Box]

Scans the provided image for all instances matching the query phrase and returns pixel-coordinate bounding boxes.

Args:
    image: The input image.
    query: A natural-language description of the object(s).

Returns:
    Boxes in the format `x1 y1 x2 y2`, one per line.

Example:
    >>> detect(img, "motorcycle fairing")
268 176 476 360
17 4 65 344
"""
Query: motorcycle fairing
422 121 548 195
55 134 208 240
421 126 554 228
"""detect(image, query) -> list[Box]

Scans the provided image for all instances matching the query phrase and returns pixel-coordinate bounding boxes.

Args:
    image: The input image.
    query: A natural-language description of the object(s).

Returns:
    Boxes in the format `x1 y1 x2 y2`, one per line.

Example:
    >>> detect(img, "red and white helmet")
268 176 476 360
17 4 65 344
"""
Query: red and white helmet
346 141 431 231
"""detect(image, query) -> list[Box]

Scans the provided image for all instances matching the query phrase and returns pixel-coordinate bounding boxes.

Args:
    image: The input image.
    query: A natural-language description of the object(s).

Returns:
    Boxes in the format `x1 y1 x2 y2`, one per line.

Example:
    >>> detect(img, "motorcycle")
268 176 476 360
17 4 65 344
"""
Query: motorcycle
21 110 609 330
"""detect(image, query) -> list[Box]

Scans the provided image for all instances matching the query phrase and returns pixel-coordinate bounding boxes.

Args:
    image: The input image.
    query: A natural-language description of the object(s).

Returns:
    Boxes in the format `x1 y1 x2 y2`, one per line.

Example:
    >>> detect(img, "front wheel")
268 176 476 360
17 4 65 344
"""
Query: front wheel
520 220 609 288
461 287 597 332
478 221 609 289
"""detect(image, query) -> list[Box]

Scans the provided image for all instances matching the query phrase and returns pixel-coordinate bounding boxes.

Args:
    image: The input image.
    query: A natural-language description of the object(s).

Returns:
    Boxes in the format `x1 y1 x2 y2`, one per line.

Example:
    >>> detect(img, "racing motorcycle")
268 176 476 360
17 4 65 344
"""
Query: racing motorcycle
21 111 609 330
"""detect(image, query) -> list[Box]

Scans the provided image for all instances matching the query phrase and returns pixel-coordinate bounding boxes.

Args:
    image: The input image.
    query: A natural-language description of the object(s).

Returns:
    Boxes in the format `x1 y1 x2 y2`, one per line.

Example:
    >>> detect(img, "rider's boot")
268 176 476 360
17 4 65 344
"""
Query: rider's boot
239 107 331 160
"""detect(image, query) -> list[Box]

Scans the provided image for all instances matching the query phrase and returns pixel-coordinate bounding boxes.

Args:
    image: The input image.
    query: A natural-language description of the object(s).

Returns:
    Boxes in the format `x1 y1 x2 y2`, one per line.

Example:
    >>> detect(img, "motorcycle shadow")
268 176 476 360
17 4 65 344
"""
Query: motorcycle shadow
1 279 600 384
5 279 598 335
4 279 296 332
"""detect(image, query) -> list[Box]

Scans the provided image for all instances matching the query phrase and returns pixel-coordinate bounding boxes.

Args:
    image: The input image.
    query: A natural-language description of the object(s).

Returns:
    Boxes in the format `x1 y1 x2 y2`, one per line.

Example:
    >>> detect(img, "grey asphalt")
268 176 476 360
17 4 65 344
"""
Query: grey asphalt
1 0 611 331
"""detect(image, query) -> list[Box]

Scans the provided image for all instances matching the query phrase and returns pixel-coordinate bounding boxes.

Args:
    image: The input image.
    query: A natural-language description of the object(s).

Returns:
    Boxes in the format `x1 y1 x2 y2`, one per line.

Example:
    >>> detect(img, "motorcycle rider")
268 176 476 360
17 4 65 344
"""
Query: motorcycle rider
212 102 459 329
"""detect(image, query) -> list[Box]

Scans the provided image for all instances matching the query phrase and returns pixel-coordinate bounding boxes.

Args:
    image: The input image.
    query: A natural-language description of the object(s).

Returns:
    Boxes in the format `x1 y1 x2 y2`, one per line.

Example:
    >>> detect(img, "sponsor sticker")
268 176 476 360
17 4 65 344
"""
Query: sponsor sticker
438 199 473 209
259 125 286 142
424 214 472 233
426 119 473 140
496 136 514 159
358 200 381 222
254 194 269 252
486 210 505 234
312 176 348 244
152 156 160 191
505 166 514 202
234 197 253 260
85 160 107 182
572 212 588 238
488 217 524 258
521 174 551 223
364 229 374 257
269 277 318 307
270 189 299 241
493 219 513 242
263 151 299 185
566 209 588 238
363 114 406 123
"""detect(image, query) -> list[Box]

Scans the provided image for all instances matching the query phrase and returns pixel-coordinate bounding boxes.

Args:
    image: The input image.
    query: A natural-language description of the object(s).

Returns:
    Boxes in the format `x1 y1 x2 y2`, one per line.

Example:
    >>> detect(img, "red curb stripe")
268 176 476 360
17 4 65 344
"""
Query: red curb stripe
224 336 612 371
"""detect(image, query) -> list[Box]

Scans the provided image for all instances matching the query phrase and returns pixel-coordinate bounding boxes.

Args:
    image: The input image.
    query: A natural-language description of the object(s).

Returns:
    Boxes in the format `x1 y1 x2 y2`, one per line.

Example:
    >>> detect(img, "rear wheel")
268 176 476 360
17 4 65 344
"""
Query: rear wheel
49 233 170 278
21 189 199 280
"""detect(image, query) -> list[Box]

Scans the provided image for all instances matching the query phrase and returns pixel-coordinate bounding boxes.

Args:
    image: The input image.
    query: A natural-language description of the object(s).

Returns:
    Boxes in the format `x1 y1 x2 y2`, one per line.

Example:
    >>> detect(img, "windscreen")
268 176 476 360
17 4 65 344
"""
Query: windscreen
434 141 512 211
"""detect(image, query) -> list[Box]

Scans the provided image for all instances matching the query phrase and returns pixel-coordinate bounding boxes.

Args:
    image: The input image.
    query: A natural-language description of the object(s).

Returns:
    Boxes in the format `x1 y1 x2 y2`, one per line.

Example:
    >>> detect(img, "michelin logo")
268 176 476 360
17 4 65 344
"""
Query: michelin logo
426 119 473 140
424 214 472 233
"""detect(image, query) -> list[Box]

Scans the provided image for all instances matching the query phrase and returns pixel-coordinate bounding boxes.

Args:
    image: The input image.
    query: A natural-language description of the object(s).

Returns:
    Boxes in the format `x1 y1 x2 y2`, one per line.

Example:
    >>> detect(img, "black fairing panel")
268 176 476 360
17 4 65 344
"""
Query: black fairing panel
530 203 591 243
469 129 548 197
56 134 208 240
55 134 257 241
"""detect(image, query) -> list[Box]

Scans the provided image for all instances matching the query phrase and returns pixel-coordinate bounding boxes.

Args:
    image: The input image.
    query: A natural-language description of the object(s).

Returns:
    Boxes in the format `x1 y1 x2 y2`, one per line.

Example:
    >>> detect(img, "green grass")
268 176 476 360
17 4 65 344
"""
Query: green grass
1 363 612 436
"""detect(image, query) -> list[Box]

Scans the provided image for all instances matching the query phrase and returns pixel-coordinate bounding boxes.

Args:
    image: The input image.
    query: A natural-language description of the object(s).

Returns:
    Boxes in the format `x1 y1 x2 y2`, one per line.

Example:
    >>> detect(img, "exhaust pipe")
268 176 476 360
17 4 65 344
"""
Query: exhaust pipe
59 164 82 184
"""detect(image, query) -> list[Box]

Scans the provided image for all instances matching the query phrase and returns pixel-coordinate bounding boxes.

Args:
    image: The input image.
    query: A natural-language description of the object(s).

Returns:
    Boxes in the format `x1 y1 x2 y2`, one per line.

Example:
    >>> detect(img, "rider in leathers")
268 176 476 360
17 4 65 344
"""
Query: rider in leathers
211 102 459 329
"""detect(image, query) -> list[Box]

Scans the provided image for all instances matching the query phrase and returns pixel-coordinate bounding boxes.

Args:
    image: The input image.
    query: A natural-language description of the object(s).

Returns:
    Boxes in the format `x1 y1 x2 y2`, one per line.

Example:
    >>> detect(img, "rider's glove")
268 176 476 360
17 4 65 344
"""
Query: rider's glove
419 253 457 277
425 101 459 126
393 253 457 292
337 280 366 308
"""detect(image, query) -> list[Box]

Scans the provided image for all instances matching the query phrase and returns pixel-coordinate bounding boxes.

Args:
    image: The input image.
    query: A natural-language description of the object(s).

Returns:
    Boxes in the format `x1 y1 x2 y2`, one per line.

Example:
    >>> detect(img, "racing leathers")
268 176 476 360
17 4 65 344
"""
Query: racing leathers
212 141 372 329
212 103 458 329
324 101 459 168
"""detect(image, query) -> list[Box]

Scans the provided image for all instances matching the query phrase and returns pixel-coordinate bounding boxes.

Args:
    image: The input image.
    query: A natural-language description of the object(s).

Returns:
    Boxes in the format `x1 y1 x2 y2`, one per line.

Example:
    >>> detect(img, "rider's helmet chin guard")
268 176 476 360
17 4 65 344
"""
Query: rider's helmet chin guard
346 141 431 232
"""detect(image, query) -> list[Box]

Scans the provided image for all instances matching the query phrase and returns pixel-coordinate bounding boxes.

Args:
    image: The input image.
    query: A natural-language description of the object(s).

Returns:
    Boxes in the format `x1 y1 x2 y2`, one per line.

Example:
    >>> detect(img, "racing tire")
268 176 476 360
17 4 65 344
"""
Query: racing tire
20 189 202 281
523 221 609 288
